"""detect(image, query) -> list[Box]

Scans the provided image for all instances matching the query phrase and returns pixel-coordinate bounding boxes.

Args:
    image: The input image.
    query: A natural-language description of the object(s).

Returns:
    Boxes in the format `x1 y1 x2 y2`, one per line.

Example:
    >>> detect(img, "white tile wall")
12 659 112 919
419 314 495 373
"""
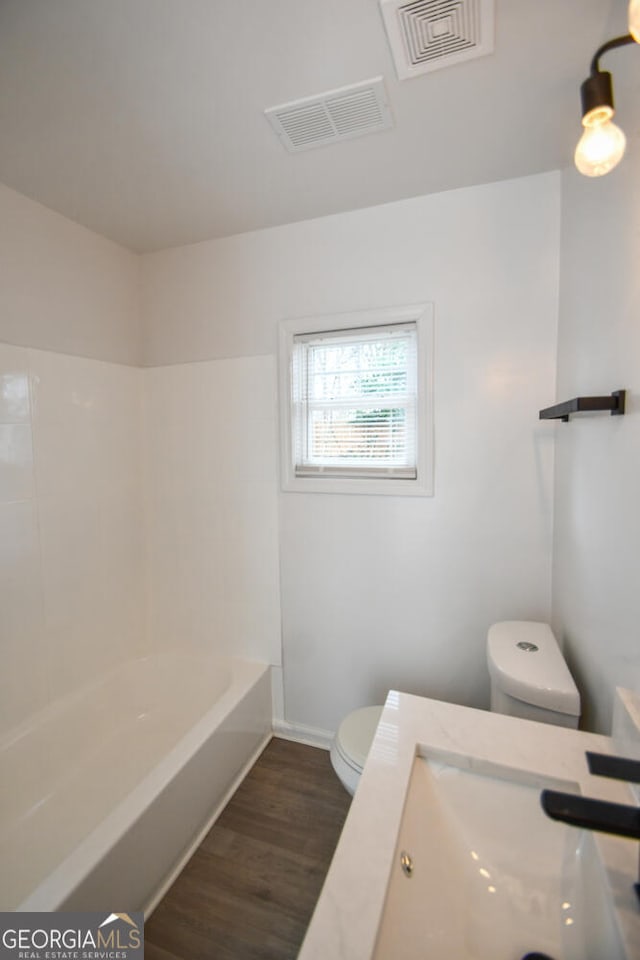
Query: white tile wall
143 355 281 666
0 424 34 502
0 499 48 733
0 344 47 732
0 345 146 735
0 342 282 739
32 350 146 700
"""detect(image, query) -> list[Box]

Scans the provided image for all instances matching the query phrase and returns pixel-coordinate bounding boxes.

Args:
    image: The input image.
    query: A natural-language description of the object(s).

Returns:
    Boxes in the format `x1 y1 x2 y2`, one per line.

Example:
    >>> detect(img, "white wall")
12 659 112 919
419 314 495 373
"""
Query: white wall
0 184 140 365
3 152 636 740
552 137 640 733
142 172 561 735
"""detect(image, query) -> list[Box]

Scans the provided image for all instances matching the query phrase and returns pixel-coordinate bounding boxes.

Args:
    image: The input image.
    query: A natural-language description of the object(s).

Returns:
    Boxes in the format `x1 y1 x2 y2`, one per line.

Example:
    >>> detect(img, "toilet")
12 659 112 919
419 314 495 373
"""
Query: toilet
487 620 580 729
329 705 384 797
329 620 581 795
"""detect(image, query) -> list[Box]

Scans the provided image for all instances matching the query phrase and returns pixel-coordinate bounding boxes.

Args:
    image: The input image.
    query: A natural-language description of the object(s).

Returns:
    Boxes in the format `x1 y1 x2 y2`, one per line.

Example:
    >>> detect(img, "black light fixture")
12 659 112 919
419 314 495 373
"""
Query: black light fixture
574 3 640 177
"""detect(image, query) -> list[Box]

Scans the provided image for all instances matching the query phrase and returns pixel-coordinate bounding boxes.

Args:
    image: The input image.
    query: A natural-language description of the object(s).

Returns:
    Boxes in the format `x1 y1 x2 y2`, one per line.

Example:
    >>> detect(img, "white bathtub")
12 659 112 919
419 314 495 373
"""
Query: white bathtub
0 652 271 914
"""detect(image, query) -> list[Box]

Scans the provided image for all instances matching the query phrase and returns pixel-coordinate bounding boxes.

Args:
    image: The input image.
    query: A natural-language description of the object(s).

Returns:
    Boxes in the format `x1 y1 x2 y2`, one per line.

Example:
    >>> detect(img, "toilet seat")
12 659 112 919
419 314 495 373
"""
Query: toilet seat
330 705 383 795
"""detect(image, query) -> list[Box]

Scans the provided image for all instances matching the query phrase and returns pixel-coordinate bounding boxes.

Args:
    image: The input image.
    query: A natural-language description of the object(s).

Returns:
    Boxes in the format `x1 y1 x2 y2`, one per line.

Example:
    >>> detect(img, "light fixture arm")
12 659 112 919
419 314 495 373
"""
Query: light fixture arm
579 33 636 135
574 6 640 177
590 33 635 74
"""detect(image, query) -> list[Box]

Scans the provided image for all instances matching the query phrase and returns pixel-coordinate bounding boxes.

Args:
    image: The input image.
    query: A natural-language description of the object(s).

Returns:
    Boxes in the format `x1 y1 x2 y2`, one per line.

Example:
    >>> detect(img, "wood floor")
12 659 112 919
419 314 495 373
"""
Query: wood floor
144 737 352 960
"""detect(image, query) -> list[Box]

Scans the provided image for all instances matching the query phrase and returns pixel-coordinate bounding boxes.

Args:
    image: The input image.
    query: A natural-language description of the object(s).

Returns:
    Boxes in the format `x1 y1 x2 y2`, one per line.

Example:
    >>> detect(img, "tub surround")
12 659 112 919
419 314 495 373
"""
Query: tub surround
0 342 280 914
143 354 281 667
0 342 281 733
0 344 145 735
299 689 640 960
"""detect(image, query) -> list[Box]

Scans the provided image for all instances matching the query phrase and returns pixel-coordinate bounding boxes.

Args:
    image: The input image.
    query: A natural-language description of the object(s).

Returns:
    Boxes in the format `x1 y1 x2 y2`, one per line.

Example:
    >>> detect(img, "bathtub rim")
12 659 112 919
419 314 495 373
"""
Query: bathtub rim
0 650 236 755
11 655 271 913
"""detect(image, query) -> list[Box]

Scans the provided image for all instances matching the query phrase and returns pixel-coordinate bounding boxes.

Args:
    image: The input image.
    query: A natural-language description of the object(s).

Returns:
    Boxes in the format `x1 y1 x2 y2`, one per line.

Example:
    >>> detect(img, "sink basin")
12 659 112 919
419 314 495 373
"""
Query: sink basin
373 756 625 960
298 692 639 960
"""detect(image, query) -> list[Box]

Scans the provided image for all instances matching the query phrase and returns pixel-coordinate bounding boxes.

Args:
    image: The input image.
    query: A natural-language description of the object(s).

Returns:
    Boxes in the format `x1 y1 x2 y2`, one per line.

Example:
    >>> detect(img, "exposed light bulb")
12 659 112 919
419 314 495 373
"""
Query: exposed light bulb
629 0 640 43
574 116 626 176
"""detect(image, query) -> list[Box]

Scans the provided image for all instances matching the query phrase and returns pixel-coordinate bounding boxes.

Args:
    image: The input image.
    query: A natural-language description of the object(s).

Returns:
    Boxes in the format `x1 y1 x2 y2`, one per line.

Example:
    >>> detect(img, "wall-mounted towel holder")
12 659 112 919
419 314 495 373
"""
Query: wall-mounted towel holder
539 389 626 422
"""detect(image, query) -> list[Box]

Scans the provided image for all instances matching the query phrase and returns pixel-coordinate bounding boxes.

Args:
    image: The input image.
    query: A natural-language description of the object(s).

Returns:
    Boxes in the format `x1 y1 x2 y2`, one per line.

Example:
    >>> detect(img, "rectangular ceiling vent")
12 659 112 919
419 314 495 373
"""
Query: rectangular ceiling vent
379 0 494 80
265 77 393 153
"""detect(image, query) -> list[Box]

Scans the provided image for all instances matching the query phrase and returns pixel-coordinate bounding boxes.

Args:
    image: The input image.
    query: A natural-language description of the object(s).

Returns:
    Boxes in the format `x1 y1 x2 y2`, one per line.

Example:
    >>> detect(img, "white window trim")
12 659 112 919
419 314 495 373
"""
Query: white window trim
278 303 434 496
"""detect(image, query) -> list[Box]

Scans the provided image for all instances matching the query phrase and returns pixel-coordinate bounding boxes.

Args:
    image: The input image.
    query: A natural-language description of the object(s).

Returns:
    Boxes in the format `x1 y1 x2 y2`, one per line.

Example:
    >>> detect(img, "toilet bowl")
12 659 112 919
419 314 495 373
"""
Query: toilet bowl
330 620 581 794
329 705 384 796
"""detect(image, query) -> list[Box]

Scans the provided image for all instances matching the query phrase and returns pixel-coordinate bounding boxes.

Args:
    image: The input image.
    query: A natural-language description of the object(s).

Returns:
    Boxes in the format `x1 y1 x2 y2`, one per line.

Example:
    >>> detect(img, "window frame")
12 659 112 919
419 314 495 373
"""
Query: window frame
278 303 434 496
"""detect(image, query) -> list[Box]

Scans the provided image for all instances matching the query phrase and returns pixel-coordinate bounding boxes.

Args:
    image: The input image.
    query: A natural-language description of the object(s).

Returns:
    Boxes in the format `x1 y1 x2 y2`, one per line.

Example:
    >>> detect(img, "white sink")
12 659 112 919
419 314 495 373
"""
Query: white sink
298 691 640 960
373 757 625 960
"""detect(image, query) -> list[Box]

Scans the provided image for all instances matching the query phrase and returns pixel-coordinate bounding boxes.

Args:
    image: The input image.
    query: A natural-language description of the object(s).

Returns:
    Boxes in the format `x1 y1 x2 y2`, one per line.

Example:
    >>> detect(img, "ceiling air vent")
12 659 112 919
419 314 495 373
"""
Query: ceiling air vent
265 77 393 153
379 0 494 80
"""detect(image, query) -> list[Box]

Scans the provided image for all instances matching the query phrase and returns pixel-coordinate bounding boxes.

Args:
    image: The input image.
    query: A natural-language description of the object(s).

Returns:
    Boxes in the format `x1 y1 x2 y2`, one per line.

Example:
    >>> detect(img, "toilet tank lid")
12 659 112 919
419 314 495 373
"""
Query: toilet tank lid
487 621 580 717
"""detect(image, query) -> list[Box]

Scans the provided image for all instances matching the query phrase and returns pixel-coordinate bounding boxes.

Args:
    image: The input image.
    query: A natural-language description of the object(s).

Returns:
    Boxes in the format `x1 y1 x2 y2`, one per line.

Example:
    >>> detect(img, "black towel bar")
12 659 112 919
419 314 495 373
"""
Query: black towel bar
539 389 626 422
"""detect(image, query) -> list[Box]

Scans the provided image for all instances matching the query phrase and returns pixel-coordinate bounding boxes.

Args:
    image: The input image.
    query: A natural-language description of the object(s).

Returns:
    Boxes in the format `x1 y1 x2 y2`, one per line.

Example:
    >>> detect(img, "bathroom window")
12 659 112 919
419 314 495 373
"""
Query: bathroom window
279 304 434 495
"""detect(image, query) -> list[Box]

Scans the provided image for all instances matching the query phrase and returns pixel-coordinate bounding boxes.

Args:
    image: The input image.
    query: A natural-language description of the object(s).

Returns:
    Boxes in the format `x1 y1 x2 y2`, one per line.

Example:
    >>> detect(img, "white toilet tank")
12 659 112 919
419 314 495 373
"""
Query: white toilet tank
487 621 580 729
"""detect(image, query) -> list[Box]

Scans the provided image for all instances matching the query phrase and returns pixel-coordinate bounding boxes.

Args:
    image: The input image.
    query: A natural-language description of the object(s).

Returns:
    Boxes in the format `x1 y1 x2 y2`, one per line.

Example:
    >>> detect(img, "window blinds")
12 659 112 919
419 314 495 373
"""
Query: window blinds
291 322 418 479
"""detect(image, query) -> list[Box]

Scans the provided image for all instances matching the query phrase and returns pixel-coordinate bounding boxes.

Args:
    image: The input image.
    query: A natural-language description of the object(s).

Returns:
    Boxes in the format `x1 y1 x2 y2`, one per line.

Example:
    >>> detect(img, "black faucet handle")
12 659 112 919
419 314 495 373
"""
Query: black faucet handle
541 789 640 840
586 751 640 783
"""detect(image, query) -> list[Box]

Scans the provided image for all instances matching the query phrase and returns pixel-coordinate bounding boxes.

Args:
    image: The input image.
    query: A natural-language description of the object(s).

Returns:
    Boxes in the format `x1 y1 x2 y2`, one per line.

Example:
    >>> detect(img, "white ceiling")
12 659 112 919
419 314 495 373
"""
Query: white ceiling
0 0 635 252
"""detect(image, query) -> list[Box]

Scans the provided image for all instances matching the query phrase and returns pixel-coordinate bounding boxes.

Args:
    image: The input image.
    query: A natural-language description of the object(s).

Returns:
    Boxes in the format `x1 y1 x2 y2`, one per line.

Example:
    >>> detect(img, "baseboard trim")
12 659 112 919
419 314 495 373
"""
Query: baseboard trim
272 719 334 750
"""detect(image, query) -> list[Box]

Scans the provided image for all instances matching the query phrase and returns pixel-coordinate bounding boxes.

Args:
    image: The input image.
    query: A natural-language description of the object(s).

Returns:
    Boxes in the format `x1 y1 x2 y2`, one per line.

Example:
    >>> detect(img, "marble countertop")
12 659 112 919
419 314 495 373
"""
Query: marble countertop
298 690 640 960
